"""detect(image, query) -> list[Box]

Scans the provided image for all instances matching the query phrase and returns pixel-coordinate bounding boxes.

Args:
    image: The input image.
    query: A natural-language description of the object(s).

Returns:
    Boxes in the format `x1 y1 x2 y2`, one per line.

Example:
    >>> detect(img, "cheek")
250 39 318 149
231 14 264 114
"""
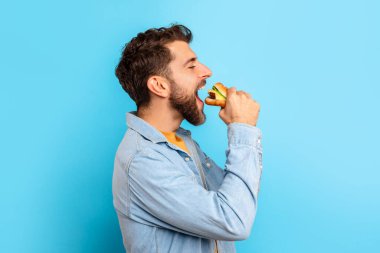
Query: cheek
170 71 198 92
180 81 197 94
182 76 197 87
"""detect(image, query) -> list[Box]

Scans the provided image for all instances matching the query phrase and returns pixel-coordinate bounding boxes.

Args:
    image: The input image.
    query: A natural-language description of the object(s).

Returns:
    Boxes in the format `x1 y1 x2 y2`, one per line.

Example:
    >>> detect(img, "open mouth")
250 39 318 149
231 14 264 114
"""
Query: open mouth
195 84 206 104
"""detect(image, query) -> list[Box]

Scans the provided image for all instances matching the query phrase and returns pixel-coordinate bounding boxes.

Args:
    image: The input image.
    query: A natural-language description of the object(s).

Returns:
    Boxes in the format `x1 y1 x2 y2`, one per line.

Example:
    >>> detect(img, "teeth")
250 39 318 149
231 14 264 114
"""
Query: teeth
198 85 205 90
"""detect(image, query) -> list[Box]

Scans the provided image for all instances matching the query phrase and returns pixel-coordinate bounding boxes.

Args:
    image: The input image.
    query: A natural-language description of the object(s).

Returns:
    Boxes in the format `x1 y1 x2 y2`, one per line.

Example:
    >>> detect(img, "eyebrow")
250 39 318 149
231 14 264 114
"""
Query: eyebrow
183 57 197 67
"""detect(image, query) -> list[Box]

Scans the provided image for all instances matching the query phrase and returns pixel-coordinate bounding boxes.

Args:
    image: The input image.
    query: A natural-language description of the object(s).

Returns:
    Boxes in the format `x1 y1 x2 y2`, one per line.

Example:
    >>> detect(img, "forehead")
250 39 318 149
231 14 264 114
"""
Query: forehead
166 40 196 65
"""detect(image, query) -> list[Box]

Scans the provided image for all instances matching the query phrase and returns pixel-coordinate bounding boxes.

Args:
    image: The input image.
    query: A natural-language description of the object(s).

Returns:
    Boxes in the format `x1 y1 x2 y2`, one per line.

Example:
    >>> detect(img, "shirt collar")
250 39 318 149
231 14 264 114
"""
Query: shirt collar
126 111 191 143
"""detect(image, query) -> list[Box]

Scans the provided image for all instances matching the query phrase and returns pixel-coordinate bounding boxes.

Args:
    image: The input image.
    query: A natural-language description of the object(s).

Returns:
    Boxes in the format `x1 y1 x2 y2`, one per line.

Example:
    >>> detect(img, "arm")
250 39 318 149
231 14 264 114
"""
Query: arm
127 123 262 241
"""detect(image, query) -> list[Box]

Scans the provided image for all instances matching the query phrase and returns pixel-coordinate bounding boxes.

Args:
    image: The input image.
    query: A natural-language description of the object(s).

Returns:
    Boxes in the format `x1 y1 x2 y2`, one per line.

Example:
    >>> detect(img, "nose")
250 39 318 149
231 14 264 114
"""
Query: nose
198 62 212 79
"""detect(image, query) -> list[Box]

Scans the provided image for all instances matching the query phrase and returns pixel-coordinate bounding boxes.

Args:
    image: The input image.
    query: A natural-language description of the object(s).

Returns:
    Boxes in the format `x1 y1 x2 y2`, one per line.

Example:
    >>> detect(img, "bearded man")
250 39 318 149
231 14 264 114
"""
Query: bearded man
113 24 262 253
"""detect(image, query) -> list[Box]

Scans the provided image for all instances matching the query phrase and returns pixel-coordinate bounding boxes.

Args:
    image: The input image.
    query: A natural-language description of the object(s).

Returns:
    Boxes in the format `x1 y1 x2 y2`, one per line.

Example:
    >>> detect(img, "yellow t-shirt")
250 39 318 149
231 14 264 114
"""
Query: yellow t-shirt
160 131 189 154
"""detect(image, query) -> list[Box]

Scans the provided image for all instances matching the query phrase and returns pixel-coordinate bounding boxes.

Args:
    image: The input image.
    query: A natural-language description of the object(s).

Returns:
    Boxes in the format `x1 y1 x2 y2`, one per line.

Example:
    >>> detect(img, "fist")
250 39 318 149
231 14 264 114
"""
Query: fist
218 87 260 126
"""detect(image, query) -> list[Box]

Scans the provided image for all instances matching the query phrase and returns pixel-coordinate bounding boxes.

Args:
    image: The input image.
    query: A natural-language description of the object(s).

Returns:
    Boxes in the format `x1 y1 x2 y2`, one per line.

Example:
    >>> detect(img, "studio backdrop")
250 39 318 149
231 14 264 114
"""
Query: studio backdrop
1 0 379 252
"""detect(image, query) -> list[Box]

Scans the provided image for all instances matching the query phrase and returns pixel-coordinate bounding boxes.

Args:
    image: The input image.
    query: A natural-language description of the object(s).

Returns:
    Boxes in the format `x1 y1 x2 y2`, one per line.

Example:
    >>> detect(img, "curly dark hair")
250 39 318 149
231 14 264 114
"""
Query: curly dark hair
115 24 193 108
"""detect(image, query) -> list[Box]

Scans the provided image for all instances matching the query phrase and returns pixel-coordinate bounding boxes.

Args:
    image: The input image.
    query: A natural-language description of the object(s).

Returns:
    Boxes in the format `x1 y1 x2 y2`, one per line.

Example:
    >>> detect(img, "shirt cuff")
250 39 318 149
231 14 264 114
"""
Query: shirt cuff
227 122 262 148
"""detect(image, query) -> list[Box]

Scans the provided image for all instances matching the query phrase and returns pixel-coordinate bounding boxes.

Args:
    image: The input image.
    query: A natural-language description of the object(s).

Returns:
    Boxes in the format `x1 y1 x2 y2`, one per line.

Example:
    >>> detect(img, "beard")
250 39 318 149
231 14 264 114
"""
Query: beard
168 80 206 126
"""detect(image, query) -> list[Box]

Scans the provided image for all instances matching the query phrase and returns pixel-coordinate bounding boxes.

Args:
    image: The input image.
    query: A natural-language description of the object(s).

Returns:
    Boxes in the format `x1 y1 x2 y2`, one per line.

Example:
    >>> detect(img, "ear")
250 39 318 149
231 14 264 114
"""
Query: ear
146 76 170 98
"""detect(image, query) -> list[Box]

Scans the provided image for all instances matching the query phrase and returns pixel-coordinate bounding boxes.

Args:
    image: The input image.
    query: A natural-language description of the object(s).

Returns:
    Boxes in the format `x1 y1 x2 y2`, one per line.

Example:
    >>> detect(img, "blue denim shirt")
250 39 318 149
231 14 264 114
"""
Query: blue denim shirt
113 112 263 253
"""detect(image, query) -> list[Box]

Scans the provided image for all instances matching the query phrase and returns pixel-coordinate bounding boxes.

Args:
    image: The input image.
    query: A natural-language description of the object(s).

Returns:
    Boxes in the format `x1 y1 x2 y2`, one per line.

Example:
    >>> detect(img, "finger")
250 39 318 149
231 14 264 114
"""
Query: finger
235 90 246 95
244 92 252 99
205 98 226 107
238 90 251 98
227 87 236 97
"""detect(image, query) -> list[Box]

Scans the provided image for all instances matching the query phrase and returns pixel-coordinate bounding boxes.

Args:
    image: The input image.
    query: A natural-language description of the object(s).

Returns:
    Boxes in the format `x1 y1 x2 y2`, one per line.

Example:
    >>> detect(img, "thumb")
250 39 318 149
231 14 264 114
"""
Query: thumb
219 107 226 119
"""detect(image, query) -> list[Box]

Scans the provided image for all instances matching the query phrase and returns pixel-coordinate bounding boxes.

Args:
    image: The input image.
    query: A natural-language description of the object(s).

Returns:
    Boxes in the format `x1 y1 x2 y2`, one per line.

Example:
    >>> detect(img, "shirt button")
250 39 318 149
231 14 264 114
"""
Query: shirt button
185 157 190 161
257 138 261 144
206 162 211 168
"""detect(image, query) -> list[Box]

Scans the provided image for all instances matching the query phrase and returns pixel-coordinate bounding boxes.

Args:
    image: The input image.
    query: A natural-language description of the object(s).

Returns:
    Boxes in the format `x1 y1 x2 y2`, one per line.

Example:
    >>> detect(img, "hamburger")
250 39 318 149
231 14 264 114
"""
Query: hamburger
205 82 227 107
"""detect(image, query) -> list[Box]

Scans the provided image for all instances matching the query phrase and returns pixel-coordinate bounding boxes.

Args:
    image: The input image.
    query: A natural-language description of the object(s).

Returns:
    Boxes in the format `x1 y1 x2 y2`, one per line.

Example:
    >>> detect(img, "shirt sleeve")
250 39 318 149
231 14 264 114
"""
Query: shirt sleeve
127 123 263 241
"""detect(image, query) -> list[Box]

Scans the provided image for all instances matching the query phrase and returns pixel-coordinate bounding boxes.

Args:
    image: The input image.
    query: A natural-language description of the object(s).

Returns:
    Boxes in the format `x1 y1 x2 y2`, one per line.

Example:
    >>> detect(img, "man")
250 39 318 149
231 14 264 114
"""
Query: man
113 24 262 253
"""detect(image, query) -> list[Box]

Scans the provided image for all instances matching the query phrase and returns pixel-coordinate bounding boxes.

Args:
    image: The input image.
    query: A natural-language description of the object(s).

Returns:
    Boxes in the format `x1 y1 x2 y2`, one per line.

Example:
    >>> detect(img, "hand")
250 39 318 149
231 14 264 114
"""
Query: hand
218 87 260 126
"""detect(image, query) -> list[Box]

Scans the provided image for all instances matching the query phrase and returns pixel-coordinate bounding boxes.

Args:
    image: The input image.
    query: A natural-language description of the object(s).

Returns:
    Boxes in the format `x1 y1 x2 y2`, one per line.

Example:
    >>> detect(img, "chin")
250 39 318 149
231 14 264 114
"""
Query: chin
188 112 206 126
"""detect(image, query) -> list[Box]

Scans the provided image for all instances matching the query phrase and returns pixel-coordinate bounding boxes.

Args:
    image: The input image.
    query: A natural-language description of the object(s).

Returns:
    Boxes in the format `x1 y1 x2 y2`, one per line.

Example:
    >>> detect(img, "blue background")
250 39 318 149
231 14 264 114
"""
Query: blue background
1 0 379 252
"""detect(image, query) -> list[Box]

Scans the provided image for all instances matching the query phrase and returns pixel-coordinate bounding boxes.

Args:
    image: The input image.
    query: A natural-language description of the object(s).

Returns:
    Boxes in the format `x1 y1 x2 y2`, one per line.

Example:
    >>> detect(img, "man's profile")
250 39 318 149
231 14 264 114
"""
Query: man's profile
113 24 262 253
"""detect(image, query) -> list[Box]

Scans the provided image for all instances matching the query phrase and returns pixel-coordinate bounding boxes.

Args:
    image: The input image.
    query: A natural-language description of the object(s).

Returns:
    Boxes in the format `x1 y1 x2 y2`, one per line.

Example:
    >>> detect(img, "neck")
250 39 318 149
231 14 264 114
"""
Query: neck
137 102 183 132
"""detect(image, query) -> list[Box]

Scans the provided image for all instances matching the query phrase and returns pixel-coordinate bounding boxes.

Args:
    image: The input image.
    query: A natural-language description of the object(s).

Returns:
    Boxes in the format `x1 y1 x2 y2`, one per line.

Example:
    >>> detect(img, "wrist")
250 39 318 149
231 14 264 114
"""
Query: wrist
230 118 257 127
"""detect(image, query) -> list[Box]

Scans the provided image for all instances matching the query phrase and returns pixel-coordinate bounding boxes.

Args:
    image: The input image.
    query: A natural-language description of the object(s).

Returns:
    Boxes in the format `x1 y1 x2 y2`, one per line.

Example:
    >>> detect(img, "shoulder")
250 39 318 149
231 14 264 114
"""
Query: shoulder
114 128 160 171
116 128 180 170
